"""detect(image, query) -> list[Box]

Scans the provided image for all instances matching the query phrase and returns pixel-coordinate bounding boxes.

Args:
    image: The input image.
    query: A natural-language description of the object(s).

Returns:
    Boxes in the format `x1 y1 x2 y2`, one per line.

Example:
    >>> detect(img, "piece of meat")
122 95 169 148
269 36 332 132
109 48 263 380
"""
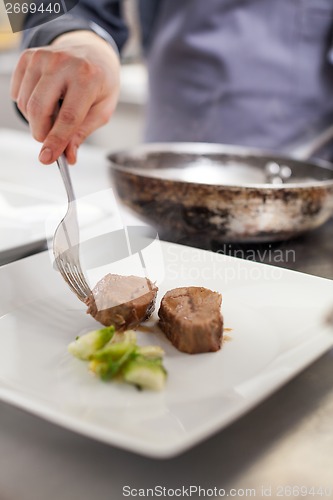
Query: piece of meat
158 286 223 354
85 274 158 330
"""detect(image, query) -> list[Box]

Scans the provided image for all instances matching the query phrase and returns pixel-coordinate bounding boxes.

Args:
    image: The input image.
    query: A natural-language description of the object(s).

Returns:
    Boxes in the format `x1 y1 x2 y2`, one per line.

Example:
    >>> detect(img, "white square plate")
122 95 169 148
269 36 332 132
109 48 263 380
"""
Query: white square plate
0 237 332 458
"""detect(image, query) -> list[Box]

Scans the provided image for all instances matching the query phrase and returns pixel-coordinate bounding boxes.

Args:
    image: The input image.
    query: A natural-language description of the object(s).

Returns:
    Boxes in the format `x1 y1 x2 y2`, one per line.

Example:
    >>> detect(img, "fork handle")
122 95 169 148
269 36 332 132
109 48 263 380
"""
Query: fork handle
57 154 76 204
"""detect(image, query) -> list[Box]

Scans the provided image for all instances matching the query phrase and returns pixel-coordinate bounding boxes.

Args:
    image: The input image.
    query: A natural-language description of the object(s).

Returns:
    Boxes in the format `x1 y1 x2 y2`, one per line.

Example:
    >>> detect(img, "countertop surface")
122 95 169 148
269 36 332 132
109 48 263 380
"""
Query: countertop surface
0 129 332 500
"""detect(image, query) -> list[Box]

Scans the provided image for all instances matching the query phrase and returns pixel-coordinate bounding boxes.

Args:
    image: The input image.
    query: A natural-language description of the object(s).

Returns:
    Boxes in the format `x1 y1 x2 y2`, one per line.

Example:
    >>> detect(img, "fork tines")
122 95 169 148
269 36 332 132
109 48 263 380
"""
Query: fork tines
55 255 91 302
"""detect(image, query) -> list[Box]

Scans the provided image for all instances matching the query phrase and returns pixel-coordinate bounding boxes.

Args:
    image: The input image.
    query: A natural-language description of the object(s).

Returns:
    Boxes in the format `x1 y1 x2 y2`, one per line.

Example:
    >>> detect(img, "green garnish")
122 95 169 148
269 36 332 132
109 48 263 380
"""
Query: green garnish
68 326 167 391
68 326 115 360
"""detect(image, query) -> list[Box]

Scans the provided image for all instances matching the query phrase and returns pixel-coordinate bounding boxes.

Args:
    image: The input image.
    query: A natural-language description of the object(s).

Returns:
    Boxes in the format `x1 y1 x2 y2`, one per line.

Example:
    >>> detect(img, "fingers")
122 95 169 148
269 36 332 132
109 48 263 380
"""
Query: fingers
13 50 99 163
11 35 120 165
10 49 32 101
38 83 100 164
11 48 61 138
64 101 115 164
11 50 41 122
26 75 64 143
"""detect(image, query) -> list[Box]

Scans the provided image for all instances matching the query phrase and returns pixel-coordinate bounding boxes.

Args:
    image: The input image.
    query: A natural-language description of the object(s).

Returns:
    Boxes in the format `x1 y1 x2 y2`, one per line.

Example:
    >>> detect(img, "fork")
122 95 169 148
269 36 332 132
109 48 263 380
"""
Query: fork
53 154 91 302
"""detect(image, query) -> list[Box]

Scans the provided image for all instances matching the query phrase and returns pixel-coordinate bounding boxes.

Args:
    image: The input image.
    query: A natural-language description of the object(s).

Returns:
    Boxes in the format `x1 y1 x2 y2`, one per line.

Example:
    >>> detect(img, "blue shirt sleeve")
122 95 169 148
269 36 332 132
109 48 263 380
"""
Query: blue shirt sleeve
23 0 128 52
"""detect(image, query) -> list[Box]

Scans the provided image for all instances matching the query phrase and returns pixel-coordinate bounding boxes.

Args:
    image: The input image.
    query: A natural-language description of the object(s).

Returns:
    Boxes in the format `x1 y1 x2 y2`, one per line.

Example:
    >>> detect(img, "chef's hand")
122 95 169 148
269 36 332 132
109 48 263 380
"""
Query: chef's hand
11 31 120 164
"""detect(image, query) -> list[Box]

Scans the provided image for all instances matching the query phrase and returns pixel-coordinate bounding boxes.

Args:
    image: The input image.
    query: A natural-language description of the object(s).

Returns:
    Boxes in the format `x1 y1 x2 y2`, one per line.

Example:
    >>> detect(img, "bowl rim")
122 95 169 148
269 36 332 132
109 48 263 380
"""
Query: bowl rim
108 142 333 190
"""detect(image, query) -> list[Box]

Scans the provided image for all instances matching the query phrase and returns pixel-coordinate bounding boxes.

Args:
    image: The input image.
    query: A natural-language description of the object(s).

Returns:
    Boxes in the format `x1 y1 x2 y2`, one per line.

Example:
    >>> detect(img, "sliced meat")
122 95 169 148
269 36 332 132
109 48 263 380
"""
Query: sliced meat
85 274 158 330
158 286 223 354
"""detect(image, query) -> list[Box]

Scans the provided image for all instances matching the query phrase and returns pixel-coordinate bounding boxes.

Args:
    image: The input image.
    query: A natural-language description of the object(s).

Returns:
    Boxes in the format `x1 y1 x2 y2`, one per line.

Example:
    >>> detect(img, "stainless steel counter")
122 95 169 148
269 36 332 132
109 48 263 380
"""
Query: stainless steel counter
0 129 332 500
